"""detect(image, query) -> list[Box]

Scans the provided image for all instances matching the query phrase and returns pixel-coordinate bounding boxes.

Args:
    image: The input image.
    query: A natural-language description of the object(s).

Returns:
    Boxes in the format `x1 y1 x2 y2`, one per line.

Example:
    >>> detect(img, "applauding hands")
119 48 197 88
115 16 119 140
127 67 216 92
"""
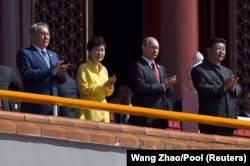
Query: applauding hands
164 75 177 89
224 75 239 91
51 60 70 76
103 74 117 88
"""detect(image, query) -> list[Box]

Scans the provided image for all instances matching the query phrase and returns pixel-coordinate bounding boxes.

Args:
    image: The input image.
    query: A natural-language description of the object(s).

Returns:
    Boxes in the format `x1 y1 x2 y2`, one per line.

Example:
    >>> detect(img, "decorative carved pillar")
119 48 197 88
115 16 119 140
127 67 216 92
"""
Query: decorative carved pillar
32 0 88 78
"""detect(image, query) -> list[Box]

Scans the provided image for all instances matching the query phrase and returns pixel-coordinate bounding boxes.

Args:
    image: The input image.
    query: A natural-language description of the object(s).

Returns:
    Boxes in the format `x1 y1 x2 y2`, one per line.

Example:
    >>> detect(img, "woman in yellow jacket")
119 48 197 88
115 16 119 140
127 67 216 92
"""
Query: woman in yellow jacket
76 36 116 122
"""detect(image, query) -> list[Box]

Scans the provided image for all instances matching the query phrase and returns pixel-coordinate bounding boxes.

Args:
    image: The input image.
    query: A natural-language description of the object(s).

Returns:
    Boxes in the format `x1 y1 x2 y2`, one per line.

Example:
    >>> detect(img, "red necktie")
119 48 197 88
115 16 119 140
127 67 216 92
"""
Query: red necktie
151 63 160 82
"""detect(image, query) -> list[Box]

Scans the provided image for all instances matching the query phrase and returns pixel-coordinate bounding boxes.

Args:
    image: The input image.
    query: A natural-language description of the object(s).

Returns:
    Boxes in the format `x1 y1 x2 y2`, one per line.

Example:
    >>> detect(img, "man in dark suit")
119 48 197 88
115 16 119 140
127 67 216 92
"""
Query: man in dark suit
0 65 23 111
129 37 177 129
57 76 79 118
16 22 69 115
191 37 241 136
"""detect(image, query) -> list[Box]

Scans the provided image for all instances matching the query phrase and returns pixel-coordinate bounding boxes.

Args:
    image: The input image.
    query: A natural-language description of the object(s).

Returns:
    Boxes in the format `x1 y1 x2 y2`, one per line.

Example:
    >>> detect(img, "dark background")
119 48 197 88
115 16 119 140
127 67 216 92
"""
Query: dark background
93 0 143 92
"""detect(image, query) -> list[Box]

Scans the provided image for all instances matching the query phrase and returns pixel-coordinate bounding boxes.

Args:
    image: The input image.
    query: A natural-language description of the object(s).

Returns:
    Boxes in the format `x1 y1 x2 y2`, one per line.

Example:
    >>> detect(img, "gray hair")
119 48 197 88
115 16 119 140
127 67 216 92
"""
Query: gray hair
29 22 49 35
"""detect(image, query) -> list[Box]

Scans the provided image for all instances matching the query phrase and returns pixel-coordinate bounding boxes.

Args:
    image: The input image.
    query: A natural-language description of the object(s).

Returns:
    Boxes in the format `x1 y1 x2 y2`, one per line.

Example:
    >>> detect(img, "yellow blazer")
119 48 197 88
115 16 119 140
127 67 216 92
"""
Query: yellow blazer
76 59 114 122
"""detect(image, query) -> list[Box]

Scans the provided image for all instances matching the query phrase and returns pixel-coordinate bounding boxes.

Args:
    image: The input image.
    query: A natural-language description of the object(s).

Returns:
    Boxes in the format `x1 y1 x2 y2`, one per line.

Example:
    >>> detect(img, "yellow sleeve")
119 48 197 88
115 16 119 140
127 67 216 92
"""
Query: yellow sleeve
76 64 104 95
102 68 114 97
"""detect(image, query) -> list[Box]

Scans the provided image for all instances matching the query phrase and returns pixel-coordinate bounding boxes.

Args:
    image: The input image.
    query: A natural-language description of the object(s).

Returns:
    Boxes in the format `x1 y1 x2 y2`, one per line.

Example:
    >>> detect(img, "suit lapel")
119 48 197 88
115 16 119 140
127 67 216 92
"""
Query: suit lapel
141 59 160 83
29 46 50 68
33 50 49 68
155 64 162 82
46 50 53 66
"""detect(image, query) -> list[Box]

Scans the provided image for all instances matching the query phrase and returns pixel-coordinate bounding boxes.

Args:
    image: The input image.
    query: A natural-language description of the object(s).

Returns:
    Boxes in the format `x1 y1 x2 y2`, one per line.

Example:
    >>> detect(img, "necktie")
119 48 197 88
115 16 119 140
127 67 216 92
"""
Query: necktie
41 50 50 67
151 62 160 82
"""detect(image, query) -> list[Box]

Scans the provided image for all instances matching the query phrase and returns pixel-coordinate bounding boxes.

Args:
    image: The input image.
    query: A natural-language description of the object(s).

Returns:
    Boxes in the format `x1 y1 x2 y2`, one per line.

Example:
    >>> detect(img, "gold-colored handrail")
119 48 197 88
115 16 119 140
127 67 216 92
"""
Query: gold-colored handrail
0 89 250 130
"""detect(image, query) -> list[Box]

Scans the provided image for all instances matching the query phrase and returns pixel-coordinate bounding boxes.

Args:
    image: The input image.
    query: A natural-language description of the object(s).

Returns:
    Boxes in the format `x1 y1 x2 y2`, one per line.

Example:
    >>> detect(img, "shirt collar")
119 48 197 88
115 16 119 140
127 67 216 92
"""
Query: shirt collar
142 56 154 66
32 44 47 52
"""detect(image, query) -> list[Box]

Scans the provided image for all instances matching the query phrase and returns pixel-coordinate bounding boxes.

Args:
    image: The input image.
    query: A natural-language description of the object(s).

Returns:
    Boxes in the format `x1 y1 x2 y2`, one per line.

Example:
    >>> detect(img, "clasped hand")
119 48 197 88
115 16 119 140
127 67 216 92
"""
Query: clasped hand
164 75 177 89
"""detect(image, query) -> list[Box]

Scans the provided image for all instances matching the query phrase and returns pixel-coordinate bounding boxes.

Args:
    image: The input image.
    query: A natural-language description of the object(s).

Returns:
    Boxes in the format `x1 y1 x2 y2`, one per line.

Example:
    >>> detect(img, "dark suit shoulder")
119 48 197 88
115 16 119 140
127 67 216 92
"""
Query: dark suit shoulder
134 58 147 65
0 65 12 72
21 45 38 51
156 63 165 69
130 58 145 69
46 49 58 55
17 46 38 56
219 65 232 72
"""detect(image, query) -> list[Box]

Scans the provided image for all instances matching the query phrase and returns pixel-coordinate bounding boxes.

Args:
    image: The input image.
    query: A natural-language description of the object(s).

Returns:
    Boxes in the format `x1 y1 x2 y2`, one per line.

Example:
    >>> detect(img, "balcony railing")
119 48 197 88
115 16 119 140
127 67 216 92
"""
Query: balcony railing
0 89 250 130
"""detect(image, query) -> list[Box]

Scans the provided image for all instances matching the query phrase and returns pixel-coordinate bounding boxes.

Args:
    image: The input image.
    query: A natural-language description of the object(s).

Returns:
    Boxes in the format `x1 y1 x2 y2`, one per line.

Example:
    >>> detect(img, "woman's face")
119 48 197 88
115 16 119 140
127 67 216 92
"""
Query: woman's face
89 45 105 64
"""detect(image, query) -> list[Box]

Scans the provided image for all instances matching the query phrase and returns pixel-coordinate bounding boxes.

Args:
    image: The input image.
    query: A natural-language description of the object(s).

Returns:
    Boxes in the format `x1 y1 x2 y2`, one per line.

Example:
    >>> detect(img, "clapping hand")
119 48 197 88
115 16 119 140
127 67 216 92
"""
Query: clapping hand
103 74 117 88
224 75 239 91
51 60 70 76
164 75 177 89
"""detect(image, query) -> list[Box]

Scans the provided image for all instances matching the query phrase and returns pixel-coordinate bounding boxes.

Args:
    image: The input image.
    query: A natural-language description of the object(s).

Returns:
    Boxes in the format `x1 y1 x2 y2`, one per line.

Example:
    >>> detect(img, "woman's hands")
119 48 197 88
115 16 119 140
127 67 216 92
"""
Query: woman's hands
103 74 117 88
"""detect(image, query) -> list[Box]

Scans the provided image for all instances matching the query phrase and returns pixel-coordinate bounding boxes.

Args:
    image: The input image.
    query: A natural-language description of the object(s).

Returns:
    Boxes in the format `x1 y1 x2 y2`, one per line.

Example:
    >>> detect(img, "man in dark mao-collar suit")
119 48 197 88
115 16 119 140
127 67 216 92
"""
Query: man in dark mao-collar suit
16 22 69 115
191 37 241 136
0 65 23 111
129 37 177 129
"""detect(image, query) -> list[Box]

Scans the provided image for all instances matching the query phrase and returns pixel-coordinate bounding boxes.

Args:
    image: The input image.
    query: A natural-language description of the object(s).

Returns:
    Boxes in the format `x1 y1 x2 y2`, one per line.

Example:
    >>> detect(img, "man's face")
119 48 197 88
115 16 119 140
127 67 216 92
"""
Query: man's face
207 42 226 64
31 25 50 49
117 86 133 105
142 39 159 61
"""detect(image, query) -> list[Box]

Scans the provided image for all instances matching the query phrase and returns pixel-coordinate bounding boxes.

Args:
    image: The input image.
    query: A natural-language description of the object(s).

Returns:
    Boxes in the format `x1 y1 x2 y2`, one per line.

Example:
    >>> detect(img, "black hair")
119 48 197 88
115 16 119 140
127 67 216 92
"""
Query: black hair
207 37 226 48
241 90 250 98
87 36 107 51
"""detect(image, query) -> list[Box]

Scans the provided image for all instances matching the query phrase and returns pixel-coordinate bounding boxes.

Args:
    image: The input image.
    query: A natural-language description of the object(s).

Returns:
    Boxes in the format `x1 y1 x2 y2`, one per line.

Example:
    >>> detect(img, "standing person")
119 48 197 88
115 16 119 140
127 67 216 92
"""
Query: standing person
76 36 116 122
129 37 177 129
0 65 23 111
16 22 69 115
238 90 250 118
191 37 241 136
110 84 133 124
57 75 79 118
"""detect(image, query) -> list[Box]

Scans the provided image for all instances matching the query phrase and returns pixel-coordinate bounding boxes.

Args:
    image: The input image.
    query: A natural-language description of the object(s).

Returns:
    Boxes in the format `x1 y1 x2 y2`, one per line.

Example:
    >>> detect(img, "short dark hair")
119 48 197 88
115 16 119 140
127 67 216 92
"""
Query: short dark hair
87 36 107 51
241 90 250 98
207 37 226 48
